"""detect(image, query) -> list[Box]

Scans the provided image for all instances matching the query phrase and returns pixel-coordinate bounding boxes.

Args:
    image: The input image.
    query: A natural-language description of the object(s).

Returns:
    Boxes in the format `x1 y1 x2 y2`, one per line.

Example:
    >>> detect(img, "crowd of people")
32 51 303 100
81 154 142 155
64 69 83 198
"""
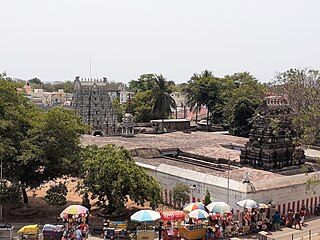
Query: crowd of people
159 205 310 240
61 213 89 240
285 205 308 229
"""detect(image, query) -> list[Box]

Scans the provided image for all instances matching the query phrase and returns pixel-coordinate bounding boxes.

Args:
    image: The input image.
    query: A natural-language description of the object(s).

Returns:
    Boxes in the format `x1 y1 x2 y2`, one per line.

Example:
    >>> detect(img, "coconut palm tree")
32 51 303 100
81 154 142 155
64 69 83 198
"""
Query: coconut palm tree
187 70 220 131
152 74 176 131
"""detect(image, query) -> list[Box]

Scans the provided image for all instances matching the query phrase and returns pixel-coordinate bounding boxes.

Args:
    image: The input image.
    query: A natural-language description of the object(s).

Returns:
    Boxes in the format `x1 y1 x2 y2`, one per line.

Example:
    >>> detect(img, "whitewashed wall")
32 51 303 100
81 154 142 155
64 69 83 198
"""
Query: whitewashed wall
137 162 320 214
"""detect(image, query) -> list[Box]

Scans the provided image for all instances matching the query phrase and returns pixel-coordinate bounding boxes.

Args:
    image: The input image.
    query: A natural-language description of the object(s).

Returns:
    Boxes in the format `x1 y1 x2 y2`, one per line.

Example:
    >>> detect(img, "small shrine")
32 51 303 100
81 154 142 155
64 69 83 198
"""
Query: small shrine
121 113 134 137
240 95 305 171
121 93 134 138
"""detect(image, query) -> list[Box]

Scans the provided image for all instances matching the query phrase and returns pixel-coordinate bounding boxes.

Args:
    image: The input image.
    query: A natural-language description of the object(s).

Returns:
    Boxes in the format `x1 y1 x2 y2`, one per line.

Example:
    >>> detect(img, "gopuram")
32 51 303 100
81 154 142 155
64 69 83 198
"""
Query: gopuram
240 95 305 171
72 76 119 136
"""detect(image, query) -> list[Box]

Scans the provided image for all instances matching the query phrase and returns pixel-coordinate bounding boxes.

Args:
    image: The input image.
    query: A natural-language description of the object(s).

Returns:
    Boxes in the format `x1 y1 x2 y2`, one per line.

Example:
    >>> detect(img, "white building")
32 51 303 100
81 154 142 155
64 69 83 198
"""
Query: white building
136 154 320 214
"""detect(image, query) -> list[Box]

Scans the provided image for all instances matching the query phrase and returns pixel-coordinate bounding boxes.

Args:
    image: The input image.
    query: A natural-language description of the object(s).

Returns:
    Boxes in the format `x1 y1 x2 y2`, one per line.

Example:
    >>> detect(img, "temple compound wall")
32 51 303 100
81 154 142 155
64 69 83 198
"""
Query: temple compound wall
137 162 320 215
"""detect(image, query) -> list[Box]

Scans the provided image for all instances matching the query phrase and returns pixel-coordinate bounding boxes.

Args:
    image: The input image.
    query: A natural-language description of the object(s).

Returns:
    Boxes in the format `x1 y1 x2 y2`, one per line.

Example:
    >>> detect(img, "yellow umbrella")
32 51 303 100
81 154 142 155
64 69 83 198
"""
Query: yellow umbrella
60 204 88 218
258 203 269 209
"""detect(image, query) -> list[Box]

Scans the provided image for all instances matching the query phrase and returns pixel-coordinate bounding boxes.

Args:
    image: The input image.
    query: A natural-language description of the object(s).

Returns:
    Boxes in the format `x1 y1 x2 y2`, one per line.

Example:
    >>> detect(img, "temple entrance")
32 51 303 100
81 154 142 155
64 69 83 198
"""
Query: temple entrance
93 131 103 137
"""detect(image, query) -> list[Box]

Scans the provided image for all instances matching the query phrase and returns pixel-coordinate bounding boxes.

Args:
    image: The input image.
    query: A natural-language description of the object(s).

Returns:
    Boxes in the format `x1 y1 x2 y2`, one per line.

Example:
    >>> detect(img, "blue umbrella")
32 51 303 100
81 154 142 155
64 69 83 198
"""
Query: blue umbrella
206 202 232 214
130 210 161 223
188 209 209 220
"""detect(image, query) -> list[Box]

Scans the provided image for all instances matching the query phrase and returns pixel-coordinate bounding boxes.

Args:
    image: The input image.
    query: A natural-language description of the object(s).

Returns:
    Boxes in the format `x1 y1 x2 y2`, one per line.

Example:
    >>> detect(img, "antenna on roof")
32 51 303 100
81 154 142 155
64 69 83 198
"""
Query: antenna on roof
89 58 92 81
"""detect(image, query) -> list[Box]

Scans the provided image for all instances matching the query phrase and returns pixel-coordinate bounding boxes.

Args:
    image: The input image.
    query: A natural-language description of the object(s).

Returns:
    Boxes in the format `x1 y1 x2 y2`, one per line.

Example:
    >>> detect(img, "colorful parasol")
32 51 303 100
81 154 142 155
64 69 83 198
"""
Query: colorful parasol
258 203 269 209
130 210 161 223
183 202 205 213
206 202 232 214
60 205 88 218
236 199 259 209
188 209 209 220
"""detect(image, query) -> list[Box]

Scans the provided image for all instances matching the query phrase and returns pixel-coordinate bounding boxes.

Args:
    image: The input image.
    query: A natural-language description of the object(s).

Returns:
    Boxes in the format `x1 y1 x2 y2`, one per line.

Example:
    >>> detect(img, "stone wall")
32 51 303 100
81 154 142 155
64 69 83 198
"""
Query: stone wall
137 162 320 214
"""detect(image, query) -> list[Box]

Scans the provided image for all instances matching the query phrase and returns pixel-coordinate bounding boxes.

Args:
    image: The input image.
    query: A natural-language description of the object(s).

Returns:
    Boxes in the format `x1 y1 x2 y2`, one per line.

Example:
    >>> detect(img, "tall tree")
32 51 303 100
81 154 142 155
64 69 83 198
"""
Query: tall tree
0 78 90 205
269 68 320 146
172 182 190 208
80 145 161 214
152 74 176 129
131 90 156 122
129 74 157 93
28 77 43 85
187 70 223 129
222 72 265 137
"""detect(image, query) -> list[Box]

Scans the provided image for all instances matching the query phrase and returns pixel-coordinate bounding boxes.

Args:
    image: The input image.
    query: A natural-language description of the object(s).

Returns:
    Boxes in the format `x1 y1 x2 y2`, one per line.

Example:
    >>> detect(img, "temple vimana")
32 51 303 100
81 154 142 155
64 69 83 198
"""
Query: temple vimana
240 95 305 171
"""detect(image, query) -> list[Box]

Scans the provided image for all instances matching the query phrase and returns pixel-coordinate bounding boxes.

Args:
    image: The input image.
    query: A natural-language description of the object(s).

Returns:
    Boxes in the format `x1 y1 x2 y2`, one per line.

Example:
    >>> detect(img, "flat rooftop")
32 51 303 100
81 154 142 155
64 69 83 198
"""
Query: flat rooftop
81 131 246 161
81 131 319 182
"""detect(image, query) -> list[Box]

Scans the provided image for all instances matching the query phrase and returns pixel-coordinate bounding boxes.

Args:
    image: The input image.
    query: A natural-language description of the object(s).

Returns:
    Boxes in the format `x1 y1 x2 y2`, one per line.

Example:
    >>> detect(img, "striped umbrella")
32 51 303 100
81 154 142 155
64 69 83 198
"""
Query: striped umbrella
188 209 209 220
61 205 88 218
206 202 232 214
130 210 161 223
183 202 205 213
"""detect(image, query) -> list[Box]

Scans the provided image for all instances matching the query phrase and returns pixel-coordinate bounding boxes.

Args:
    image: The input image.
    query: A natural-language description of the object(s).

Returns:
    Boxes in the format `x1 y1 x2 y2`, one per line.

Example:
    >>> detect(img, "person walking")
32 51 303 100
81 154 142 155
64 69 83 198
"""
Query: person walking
75 227 82 240
300 205 306 226
286 209 294 227
273 211 281 230
294 212 301 230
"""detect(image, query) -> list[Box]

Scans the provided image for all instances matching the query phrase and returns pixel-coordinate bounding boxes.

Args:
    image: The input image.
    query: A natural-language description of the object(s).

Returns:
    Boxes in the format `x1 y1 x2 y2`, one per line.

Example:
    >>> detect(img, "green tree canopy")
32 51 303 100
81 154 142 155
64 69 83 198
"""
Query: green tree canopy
80 145 161 214
152 74 176 127
0 77 90 204
131 90 156 122
204 190 212 206
187 70 223 127
129 74 157 92
0 182 22 206
172 182 190 207
44 182 68 206
112 99 127 122
222 72 265 137
28 77 43 85
269 68 320 146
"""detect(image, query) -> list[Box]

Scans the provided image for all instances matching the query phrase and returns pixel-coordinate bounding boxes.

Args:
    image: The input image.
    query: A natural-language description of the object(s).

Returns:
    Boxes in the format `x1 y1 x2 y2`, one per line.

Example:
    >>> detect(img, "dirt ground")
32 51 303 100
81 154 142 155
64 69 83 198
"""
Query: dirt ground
2 178 172 225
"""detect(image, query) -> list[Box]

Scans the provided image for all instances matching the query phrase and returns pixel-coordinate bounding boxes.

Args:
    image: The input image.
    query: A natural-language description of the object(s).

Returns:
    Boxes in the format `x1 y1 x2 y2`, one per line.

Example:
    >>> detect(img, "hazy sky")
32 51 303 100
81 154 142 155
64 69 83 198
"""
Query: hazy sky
1 0 319 83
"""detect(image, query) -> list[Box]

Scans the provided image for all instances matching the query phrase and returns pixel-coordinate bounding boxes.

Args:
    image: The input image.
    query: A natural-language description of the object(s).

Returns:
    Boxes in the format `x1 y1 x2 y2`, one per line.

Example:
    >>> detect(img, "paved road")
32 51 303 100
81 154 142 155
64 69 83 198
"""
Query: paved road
3 216 320 240
259 216 320 240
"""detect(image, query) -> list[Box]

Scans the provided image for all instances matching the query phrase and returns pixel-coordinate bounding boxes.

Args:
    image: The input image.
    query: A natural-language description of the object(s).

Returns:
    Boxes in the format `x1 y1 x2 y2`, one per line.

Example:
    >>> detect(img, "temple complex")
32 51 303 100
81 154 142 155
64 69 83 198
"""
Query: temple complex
72 76 119 136
240 95 305 170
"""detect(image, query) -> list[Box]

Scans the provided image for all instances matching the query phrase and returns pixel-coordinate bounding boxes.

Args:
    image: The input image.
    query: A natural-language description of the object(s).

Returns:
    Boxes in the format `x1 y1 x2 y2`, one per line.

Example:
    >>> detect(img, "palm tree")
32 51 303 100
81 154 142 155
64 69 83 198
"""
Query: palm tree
186 70 218 131
152 74 176 131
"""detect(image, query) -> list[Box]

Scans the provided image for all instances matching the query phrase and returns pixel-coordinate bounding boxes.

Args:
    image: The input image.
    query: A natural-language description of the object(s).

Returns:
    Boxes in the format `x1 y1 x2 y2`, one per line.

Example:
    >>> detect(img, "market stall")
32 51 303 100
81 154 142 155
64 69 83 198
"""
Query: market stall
178 209 208 240
160 211 185 240
130 209 160 240
60 205 89 239
18 225 39 240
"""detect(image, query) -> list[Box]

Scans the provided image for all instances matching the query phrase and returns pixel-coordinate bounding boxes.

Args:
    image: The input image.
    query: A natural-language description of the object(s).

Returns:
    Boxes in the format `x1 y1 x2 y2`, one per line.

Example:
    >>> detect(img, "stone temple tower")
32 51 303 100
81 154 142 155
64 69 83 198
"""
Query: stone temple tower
72 76 119 136
240 95 305 171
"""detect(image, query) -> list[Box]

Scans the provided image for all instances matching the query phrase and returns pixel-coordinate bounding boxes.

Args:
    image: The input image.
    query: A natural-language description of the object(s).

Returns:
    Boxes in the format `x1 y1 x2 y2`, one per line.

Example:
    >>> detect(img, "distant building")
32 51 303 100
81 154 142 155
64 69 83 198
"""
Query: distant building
150 119 190 131
72 76 119 136
19 84 69 110
170 92 187 108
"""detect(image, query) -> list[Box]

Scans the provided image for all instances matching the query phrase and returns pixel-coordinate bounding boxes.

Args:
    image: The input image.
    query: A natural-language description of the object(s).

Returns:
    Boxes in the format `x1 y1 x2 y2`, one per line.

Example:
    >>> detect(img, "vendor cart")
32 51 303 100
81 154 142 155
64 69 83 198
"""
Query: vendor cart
43 224 64 240
18 225 39 240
